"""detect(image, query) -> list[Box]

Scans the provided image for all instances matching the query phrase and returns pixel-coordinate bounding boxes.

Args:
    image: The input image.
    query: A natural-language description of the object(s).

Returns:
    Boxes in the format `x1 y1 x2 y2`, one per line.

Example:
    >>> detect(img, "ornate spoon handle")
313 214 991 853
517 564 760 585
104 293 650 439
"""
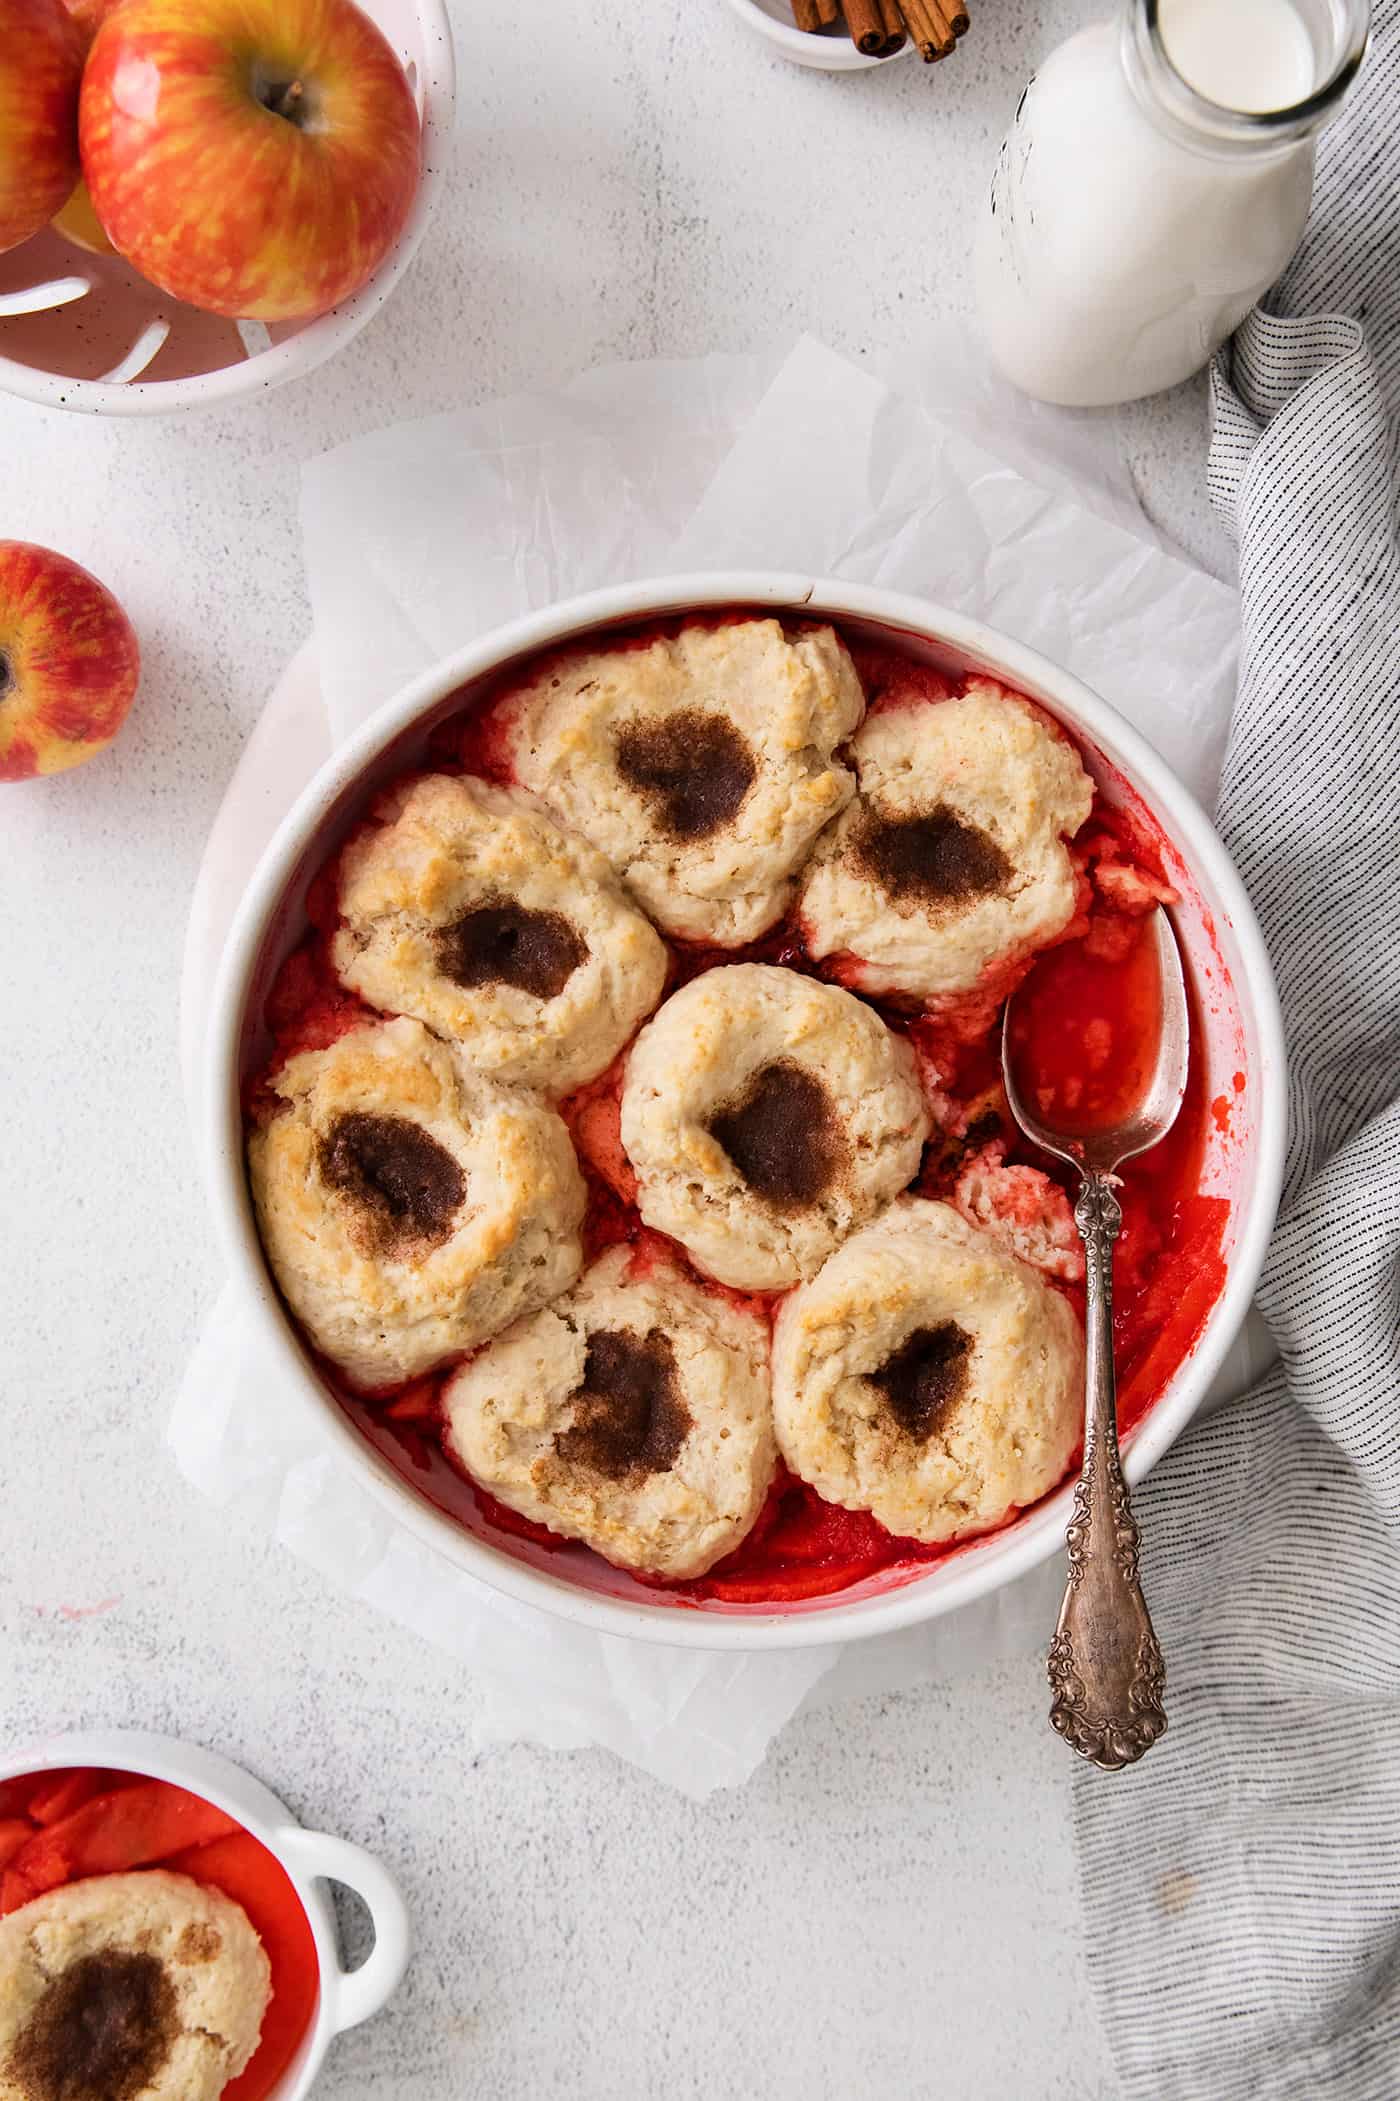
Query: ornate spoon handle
1047 1173 1167 1771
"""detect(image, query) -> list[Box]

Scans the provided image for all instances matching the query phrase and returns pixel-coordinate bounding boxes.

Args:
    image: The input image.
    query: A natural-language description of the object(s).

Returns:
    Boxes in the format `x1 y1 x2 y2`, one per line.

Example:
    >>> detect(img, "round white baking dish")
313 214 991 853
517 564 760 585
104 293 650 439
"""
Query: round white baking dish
0 0 454 416
0 1727 409 2099
204 573 1287 1651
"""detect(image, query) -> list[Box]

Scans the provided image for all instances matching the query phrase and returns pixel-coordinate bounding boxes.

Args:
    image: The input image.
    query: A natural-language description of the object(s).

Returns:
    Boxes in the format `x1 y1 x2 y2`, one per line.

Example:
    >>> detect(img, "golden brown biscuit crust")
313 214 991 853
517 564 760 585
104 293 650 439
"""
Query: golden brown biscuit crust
0 1872 270 2101
249 1017 586 1387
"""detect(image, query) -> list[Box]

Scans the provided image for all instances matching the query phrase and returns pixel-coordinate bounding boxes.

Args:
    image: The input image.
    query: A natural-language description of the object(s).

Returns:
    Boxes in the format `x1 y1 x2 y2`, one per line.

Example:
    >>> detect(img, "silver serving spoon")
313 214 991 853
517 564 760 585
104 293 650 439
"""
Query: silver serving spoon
1001 905 1190 1772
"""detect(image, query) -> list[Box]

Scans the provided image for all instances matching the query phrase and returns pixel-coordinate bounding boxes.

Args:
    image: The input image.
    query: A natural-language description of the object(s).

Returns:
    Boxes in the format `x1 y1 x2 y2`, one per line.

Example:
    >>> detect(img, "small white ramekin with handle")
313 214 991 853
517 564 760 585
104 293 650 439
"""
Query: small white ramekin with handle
0 1727 410 2097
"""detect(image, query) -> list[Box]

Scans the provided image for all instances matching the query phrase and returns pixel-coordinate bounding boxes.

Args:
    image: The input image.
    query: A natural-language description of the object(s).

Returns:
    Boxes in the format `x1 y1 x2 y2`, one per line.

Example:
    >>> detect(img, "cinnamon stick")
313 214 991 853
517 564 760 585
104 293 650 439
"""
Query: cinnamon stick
878 0 907 51
842 0 889 53
928 0 966 43
794 0 961 56
900 0 956 58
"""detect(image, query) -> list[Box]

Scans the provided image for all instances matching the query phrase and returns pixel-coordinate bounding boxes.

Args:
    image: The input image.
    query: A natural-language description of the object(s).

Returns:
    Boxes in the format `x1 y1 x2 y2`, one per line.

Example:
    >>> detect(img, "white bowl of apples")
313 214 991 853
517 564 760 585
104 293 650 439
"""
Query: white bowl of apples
0 0 454 415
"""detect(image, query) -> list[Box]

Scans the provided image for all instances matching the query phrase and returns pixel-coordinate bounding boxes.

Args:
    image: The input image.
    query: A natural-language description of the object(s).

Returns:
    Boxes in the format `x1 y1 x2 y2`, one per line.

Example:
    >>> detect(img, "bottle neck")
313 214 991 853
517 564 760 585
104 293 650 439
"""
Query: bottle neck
1120 0 1369 159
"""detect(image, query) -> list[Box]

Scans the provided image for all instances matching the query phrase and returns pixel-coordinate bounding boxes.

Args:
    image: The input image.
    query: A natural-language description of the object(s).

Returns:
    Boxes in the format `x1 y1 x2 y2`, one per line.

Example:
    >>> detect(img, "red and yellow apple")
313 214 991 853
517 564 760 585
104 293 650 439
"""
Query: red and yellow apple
51 0 120 255
0 542 140 783
79 0 422 322
0 0 84 257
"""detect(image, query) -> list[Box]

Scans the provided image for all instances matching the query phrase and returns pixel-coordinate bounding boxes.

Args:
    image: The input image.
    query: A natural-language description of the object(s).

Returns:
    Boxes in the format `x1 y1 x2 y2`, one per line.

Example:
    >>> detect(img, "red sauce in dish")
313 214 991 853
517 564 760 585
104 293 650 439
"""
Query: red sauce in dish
249 618 1232 1609
0 1771 317 2101
1006 912 1164 1134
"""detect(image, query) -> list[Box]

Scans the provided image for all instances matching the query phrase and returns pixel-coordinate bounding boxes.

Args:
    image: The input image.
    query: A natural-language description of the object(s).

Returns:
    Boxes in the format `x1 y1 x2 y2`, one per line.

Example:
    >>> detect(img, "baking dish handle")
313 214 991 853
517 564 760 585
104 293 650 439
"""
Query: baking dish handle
273 1827 412 2034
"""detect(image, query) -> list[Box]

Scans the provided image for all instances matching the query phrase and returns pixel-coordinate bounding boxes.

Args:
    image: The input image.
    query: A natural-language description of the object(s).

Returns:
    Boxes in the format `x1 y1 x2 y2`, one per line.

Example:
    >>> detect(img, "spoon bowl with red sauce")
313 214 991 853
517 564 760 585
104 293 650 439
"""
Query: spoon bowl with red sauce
1002 905 1190 1770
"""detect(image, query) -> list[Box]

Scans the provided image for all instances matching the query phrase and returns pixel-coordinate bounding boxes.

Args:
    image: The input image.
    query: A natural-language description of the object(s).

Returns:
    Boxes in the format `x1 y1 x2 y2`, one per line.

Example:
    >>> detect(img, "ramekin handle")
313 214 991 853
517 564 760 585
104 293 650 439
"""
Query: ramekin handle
273 1828 411 2035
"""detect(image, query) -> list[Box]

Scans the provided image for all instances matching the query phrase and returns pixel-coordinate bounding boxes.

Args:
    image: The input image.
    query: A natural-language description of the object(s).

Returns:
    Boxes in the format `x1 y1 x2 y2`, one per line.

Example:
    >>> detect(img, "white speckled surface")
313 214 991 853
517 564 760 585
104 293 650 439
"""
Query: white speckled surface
1 1 1237 2091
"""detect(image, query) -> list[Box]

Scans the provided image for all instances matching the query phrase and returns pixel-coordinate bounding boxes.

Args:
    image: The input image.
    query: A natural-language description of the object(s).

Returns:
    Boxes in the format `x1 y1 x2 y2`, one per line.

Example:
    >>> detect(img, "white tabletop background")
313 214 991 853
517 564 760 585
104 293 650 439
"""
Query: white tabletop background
2 1 1236 2094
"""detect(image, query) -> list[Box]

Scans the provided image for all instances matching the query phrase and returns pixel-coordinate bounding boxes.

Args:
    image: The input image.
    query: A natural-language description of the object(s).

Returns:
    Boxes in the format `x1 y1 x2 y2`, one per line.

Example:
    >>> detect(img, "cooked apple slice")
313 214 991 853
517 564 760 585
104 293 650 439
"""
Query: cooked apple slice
25 1769 107 1825
12 1780 239 1895
0 1823 32 1872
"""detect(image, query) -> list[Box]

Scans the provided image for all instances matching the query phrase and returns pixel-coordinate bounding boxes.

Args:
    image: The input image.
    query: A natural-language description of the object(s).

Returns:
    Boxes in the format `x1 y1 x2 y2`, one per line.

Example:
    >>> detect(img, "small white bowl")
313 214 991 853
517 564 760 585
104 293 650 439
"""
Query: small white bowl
0 1728 410 2098
0 0 454 417
722 0 912 70
205 573 1287 1654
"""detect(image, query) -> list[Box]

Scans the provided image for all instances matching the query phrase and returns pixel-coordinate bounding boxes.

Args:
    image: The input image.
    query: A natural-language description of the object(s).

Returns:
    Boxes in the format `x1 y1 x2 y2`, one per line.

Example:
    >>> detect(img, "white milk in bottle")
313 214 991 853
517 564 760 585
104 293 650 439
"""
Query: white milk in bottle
975 0 1369 407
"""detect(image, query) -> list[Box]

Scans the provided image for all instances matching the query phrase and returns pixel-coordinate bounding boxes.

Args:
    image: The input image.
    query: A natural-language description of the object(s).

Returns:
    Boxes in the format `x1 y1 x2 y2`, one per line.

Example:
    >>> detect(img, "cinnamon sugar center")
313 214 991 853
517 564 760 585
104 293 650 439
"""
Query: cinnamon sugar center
614 710 756 840
871 1322 974 1441
434 902 587 1002
320 1111 465 1253
709 1060 845 1209
8 1950 179 2101
855 805 1012 907
556 1328 692 1481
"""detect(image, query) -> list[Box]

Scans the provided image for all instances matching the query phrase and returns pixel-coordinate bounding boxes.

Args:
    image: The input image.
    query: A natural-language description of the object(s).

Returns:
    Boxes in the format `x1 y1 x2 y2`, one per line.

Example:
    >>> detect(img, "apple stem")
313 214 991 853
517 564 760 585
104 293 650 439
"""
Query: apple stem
0 652 11 701
267 78 307 123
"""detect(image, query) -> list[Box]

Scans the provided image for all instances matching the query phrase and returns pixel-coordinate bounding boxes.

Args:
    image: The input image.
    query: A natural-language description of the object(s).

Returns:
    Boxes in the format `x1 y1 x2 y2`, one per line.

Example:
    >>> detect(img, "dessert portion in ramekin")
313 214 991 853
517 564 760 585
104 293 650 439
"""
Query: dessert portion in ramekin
239 610 1232 1615
0 1767 317 2101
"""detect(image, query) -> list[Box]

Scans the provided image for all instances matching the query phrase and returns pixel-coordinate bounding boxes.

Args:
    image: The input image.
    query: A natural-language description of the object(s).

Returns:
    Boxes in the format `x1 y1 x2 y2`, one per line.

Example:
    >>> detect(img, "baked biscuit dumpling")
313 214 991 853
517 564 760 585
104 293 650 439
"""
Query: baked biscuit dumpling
0 1871 270 2101
620 964 930 1291
498 619 864 944
332 774 668 1096
249 1016 585 1388
799 681 1094 1000
443 1243 775 1579
773 1198 1082 1543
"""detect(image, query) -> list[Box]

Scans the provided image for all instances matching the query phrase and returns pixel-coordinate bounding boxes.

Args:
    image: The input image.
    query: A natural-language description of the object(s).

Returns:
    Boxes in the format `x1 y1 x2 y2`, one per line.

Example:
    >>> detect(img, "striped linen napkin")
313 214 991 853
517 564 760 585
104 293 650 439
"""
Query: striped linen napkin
1073 5 1400 2094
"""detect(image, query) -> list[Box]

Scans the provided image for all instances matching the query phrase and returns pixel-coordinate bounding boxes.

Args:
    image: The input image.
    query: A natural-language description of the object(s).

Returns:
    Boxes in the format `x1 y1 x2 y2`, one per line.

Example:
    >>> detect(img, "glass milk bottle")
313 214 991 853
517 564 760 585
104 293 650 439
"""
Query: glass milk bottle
975 0 1370 407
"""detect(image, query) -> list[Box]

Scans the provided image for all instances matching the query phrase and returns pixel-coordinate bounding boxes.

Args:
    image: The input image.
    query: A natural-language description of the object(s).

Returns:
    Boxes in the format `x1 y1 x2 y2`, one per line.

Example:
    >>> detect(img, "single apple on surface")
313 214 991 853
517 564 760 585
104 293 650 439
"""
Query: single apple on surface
51 0 120 255
79 0 422 322
0 543 140 783
0 0 84 257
